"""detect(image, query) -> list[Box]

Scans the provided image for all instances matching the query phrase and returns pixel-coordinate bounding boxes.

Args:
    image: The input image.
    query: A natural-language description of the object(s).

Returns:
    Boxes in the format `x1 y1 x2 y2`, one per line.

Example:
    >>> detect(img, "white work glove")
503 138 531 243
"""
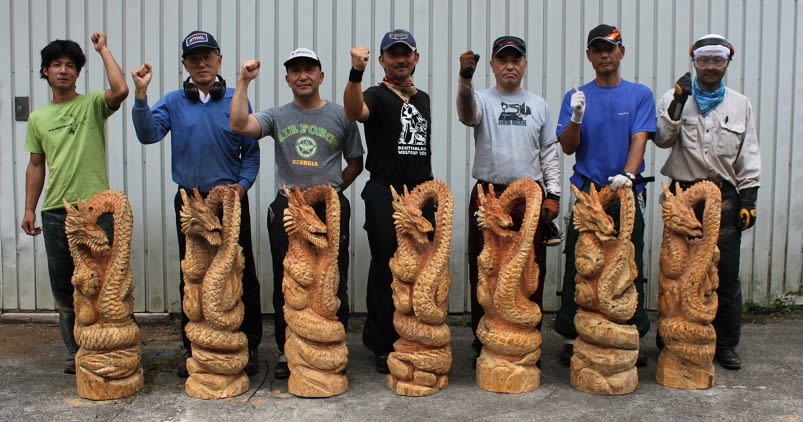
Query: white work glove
570 88 585 124
608 172 635 190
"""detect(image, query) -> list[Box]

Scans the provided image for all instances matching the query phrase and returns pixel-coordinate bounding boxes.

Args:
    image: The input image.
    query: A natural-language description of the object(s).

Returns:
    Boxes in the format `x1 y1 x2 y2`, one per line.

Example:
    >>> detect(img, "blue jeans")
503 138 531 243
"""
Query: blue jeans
41 208 114 361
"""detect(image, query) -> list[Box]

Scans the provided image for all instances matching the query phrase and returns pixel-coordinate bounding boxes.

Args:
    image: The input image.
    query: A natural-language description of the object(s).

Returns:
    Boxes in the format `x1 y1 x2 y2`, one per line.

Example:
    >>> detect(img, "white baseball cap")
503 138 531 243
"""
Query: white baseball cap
283 47 322 67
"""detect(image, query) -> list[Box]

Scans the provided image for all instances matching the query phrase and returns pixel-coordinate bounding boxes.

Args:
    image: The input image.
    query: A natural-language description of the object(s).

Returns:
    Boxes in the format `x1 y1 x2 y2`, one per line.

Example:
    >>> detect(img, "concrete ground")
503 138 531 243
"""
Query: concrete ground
0 312 801 422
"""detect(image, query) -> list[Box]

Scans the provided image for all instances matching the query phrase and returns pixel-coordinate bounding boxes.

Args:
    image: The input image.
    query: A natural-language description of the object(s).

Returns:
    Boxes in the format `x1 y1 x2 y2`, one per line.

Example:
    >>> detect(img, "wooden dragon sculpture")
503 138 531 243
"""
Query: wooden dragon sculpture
569 184 640 395
656 182 721 389
64 190 143 400
180 187 249 399
474 179 542 394
283 185 348 397
387 179 454 397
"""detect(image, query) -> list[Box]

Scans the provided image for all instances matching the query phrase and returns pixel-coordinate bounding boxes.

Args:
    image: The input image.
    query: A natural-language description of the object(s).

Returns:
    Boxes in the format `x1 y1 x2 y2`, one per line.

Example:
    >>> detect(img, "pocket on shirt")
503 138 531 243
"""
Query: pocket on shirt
716 119 745 158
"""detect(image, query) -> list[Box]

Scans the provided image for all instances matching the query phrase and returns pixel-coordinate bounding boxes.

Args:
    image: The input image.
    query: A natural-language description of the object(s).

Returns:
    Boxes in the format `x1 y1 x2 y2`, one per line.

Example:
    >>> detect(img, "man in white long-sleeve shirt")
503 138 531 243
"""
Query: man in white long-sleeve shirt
456 35 561 363
655 34 761 370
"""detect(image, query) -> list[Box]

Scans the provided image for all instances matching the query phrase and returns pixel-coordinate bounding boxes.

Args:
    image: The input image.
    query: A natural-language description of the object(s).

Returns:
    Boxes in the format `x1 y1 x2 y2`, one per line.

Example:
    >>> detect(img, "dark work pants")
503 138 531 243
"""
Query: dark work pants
267 191 351 353
361 180 435 356
41 208 113 361
468 181 548 349
175 189 263 352
554 181 650 339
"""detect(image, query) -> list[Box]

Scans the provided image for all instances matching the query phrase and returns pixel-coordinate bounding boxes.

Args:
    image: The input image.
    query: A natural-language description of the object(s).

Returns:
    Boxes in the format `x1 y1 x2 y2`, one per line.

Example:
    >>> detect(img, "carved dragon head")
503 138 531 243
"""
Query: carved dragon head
63 198 111 255
391 185 433 245
475 183 513 238
571 184 616 242
661 183 703 238
179 188 222 246
283 187 328 249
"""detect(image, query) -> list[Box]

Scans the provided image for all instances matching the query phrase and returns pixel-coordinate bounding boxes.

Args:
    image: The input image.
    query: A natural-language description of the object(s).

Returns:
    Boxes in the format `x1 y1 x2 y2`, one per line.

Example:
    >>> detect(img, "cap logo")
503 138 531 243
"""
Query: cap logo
185 33 208 47
389 32 409 40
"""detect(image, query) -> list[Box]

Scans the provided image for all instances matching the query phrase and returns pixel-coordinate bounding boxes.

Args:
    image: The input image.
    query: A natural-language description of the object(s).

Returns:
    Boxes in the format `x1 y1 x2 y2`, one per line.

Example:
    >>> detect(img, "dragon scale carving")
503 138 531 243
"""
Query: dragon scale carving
180 187 249 399
656 182 721 389
283 186 348 398
64 191 143 400
474 179 543 394
569 185 640 395
387 179 454 397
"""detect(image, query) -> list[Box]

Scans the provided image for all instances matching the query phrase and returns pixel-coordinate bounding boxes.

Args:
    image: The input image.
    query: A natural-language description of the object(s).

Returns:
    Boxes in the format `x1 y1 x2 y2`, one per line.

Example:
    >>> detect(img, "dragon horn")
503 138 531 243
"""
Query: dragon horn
390 185 400 201
674 181 683 194
662 183 673 198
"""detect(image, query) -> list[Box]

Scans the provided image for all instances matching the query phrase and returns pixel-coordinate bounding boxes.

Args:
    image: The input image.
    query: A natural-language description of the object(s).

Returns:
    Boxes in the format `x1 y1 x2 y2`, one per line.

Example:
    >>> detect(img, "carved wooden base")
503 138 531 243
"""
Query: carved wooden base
656 351 715 389
475 350 540 393
76 349 143 400
74 341 143 400
570 337 639 395
386 344 451 397
184 358 249 399
286 332 348 398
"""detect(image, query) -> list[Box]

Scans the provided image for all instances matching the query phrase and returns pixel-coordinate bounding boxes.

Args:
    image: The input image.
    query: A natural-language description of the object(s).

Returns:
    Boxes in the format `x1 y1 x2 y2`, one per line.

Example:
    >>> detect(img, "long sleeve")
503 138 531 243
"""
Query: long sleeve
540 141 561 197
238 134 260 191
654 89 682 149
131 96 171 144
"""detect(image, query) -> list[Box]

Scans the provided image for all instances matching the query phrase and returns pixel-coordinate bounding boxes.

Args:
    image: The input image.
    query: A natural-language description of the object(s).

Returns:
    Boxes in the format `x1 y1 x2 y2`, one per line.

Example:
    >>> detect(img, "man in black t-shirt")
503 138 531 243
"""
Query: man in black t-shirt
343 29 434 374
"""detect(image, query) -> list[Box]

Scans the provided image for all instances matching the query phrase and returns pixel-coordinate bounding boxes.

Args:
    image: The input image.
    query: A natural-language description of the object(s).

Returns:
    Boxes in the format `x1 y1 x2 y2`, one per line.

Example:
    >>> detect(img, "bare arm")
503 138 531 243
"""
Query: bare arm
340 156 364 191
230 60 264 138
343 45 371 122
21 153 46 236
559 122 581 155
92 32 129 110
624 132 649 174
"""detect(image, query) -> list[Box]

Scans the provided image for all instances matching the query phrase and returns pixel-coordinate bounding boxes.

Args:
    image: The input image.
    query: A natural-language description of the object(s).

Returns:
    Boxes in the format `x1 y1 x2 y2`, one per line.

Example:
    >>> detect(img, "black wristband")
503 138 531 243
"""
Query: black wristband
349 68 364 83
546 193 560 202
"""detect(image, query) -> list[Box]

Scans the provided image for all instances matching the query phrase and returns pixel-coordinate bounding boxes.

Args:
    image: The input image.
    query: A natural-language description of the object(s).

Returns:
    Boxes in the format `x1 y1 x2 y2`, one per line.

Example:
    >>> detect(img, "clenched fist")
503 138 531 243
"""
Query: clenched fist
239 59 261 82
350 45 370 71
459 51 480 79
570 87 585 124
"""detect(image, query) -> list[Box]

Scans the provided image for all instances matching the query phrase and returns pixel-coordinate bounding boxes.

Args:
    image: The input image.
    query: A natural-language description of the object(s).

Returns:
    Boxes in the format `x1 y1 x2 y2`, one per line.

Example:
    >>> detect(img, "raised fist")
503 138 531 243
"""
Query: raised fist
350 45 370 71
459 51 480 79
570 88 585 124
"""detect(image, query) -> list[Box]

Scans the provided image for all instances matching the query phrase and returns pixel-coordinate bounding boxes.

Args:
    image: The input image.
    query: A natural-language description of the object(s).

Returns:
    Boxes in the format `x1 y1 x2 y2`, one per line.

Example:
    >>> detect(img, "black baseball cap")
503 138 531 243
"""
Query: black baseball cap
380 29 417 52
492 36 526 57
181 31 220 57
586 24 623 48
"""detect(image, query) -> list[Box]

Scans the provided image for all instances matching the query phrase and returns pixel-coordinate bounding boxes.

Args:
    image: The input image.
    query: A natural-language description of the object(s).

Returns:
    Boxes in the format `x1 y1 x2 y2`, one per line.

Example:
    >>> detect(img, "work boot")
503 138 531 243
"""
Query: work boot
375 353 390 374
274 352 290 379
64 358 76 375
559 343 574 367
245 348 259 376
716 348 742 370
176 349 191 378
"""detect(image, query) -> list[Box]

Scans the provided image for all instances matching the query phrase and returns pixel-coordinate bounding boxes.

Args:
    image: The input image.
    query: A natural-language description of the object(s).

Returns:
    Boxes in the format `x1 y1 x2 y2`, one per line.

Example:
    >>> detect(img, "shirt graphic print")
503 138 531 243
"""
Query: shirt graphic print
498 101 531 126
397 103 428 156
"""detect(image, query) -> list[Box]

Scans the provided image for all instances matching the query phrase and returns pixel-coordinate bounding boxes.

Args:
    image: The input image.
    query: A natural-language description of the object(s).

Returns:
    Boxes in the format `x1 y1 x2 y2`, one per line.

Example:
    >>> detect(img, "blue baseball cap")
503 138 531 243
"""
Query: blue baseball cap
181 31 220 57
380 29 416 53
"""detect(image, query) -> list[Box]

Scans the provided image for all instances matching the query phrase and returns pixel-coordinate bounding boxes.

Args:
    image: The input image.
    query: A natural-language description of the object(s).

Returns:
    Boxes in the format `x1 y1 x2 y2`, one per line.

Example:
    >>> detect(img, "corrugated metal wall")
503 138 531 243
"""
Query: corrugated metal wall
1 0 801 314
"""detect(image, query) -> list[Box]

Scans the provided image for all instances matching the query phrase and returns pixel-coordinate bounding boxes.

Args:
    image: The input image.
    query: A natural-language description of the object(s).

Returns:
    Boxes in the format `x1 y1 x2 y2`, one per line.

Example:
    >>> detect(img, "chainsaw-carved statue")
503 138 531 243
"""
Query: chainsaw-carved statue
474 179 542 394
180 187 249 399
656 182 721 389
283 186 348 397
64 191 143 400
387 179 454 396
569 184 639 395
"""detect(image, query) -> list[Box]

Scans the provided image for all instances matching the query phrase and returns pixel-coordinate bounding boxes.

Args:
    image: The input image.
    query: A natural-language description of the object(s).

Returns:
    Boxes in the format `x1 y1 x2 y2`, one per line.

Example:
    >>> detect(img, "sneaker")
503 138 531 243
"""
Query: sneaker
274 353 290 379
544 221 563 247
559 343 573 367
245 348 259 376
64 358 76 375
176 350 190 378
375 353 390 374
715 348 742 370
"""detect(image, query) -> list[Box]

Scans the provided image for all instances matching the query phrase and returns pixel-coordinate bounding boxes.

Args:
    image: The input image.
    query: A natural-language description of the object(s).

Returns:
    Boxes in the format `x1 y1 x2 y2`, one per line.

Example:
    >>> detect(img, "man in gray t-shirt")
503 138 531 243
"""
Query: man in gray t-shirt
456 36 561 363
231 48 364 380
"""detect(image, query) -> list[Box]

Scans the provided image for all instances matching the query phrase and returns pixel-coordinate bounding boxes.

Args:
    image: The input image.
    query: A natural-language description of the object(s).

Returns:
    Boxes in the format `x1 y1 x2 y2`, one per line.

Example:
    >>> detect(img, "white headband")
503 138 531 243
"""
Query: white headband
693 44 730 59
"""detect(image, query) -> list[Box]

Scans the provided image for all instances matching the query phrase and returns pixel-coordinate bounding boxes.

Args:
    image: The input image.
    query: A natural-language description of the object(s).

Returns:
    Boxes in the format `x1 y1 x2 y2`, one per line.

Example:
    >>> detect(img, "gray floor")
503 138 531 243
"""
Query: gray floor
0 312 801 421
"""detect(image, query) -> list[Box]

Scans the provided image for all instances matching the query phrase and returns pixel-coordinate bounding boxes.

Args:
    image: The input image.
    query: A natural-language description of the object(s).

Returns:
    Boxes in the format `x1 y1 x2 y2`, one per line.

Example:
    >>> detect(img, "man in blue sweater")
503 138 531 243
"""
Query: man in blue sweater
131 30 262 378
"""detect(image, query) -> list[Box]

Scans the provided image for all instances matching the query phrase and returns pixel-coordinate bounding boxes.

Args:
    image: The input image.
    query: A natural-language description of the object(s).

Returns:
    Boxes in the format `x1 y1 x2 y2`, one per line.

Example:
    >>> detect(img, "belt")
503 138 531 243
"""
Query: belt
278 185 343 197
672 179 734 192
370 176 433 191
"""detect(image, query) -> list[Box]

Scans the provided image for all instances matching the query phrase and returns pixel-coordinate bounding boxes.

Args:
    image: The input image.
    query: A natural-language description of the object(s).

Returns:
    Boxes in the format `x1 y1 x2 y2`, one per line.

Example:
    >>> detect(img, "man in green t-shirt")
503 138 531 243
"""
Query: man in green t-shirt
21 33 128 374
